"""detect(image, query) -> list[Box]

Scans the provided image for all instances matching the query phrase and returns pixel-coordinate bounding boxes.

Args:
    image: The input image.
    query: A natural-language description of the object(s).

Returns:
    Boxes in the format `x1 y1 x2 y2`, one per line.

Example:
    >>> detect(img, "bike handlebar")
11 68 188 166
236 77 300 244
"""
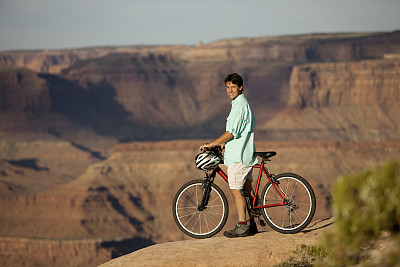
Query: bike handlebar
201 145 223 153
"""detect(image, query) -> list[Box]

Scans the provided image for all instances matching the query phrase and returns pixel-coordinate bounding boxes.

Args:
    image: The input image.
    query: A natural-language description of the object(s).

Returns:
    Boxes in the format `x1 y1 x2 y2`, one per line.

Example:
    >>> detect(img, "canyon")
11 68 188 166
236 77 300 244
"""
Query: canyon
0 31 400 266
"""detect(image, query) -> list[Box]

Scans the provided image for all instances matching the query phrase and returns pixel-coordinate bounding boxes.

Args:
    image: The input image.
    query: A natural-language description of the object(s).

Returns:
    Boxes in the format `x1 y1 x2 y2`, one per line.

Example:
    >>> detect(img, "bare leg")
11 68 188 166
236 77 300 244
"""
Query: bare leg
230 189 247 222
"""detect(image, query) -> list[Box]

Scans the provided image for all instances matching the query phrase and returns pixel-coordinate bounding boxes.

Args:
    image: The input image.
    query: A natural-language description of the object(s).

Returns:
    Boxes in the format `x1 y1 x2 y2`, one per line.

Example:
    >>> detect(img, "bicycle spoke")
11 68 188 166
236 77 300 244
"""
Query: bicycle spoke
177 204 195 210
202 210 224 216
292 210 304 223
203 212 220 233
178 211 198 219
191 214 200 232
179 198 197 208
199 213 202 233
205 204 224 208
203 212 218 225
208 196 221 205
293 202 311 207
184 189 197 206
291 181 298 198
195 184 199 206
187 187 197 205
203 213 210 233
183 212 198 228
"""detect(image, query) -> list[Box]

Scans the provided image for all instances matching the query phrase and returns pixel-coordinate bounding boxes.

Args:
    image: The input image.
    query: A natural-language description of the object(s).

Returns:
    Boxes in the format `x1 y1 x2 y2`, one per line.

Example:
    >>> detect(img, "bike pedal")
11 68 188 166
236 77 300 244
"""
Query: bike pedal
258 218 266 227
250 210 262 217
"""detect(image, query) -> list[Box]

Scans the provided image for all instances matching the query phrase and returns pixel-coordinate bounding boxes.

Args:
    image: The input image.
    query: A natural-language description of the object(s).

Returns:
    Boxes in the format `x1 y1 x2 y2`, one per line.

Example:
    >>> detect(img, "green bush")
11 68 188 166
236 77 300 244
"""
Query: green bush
321 160 400 265
276 244 329 267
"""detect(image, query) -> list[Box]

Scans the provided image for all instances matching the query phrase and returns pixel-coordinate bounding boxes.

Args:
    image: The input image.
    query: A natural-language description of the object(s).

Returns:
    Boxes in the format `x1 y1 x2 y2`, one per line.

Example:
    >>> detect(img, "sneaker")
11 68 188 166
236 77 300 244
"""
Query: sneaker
223 223 251 238
223 224 239 237
249 220 258 235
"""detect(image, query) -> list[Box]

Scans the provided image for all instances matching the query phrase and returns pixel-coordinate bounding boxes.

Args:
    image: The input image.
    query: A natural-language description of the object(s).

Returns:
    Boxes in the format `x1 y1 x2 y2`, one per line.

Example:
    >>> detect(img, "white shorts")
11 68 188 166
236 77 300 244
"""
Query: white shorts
227 162 253 190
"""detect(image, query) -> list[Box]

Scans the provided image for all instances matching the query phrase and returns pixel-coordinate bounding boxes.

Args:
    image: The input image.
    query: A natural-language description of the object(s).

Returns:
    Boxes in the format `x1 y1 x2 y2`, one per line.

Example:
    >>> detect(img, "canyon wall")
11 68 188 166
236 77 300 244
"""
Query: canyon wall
260 58 400 141
0 237 110 267
288 59 400 107
1 31 400 144
1 31 400 267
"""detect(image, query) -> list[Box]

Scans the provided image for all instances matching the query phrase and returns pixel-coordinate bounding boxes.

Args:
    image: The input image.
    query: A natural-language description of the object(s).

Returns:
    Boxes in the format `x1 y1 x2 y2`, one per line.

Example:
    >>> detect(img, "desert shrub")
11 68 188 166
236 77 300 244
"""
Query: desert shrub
320 160 400 265
276 244 328 267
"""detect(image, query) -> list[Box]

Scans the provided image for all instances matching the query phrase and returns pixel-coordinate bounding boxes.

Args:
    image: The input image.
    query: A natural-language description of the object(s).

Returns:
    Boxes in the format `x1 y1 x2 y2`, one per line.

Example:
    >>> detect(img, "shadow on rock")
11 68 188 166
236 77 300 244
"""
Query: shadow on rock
6 158 49 171
101 237 155 259
302 217 333 233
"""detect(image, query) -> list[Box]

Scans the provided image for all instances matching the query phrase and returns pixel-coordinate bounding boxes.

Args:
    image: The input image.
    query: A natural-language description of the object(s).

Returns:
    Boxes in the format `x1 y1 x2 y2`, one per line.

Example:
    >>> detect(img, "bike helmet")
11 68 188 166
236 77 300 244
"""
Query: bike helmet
195 152 222 170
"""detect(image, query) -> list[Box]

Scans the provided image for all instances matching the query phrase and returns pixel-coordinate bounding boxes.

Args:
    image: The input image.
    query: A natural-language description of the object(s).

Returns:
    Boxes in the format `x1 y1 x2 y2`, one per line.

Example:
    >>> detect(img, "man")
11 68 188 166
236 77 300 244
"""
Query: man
200 73 258 238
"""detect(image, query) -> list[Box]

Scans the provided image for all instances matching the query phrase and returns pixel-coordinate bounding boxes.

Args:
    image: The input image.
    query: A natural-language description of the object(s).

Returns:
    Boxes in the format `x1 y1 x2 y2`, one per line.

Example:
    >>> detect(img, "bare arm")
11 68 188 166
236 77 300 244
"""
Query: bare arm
200 131 234 151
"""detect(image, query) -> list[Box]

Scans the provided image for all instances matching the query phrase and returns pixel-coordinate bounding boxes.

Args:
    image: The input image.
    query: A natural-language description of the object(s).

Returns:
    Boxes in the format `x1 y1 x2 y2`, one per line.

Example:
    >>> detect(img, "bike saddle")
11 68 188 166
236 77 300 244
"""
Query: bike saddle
254 151 277 159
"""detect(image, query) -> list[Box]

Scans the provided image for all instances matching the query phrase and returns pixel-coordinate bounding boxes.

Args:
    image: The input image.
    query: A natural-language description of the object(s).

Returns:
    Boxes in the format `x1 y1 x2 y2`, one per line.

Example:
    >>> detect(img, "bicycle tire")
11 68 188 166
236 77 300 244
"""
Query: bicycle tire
173 179 229 239
261 173 316 234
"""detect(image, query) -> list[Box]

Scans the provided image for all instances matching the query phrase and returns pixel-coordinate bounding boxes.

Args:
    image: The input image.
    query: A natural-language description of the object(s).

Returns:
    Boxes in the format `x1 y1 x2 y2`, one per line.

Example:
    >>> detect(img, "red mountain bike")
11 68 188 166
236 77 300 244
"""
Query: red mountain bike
172 146 316 239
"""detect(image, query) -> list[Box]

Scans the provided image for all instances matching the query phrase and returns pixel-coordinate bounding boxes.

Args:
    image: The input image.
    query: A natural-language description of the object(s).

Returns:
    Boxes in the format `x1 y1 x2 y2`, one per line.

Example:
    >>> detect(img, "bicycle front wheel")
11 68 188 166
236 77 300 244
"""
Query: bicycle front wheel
261 173 316 234
173 179 229 239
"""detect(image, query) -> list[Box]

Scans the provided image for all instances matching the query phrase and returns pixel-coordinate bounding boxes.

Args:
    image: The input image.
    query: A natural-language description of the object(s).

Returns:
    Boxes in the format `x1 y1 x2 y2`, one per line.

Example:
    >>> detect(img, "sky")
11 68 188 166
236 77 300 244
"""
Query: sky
1 0 399 51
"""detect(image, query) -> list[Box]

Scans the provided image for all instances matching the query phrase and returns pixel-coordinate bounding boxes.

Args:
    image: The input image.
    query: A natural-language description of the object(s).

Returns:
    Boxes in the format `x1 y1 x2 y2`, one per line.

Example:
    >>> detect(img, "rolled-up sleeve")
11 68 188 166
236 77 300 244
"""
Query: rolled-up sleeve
226 107 249 138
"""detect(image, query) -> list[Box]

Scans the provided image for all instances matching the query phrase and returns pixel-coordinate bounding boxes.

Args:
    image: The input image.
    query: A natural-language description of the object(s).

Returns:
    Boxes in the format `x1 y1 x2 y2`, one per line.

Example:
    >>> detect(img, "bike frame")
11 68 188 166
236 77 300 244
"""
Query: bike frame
210 161 287 209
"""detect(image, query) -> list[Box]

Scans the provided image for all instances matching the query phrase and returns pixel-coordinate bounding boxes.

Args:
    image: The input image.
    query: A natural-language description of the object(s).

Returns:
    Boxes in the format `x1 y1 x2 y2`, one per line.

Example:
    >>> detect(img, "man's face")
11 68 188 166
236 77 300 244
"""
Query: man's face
226 81 243 100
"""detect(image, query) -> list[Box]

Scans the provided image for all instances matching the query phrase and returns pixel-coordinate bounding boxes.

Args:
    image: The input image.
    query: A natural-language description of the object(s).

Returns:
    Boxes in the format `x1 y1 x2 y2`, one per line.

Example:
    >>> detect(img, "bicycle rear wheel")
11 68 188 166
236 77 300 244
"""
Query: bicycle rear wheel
173 179 229 239
261 173 316 234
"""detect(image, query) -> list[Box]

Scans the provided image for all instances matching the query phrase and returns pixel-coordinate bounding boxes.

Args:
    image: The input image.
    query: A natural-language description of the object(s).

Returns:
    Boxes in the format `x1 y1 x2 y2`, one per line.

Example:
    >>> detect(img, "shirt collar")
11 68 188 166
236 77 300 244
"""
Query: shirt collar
231 94 244 105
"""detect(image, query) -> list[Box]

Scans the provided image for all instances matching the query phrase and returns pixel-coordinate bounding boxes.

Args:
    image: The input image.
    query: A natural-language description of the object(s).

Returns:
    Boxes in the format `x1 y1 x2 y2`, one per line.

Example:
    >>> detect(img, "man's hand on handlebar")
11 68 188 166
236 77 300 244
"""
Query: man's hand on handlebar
199 144 223 153
199 144 211 152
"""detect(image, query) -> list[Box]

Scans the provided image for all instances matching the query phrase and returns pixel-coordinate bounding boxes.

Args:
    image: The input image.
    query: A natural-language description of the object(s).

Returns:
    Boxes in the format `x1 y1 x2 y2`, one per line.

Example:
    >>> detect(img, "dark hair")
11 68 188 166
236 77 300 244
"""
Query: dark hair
224 73 243 88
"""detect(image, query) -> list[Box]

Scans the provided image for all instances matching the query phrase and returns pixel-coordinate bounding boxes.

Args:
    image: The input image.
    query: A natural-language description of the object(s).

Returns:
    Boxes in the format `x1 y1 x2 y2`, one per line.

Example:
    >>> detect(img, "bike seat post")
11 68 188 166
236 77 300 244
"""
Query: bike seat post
261 157 266 165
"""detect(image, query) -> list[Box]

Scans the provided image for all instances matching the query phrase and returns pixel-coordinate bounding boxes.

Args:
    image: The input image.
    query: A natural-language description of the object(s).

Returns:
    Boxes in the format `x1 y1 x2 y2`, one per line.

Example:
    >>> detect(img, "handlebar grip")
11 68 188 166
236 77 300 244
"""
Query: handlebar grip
202 145 222 153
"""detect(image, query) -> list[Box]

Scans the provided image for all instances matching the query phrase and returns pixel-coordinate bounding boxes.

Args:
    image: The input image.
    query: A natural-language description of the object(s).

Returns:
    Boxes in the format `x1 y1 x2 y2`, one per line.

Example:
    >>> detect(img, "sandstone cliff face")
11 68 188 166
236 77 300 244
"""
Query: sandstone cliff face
288 59 400 107
0 67 51 113
260 58 400 141
3 32 400 74
2 32 400 143
0 141 102 195
0 67 88 141
0 237 111 267
61 53 201 130
0 47 158 74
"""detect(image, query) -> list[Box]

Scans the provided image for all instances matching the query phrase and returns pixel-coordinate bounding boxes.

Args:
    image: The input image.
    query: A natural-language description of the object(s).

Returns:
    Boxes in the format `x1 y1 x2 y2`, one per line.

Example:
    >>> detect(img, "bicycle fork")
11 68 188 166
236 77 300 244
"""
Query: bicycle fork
197 173 214 211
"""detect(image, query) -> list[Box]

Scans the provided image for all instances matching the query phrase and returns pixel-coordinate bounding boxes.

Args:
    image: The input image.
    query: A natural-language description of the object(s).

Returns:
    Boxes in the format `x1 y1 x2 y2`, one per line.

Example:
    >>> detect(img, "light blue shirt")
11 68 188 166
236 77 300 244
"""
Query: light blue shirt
224 94 258 167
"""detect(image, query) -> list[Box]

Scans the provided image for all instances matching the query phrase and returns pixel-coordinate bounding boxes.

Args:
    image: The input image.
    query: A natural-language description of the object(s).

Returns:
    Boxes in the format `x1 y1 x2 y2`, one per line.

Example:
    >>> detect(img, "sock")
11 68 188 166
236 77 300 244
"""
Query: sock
238 221 247 225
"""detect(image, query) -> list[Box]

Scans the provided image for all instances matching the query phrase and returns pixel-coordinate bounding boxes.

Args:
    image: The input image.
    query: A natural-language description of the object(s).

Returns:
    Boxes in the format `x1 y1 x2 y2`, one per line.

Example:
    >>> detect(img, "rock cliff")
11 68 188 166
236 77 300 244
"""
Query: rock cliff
288 59 400 107
1 31 400 267
1 31 400 144
260 58 400 141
